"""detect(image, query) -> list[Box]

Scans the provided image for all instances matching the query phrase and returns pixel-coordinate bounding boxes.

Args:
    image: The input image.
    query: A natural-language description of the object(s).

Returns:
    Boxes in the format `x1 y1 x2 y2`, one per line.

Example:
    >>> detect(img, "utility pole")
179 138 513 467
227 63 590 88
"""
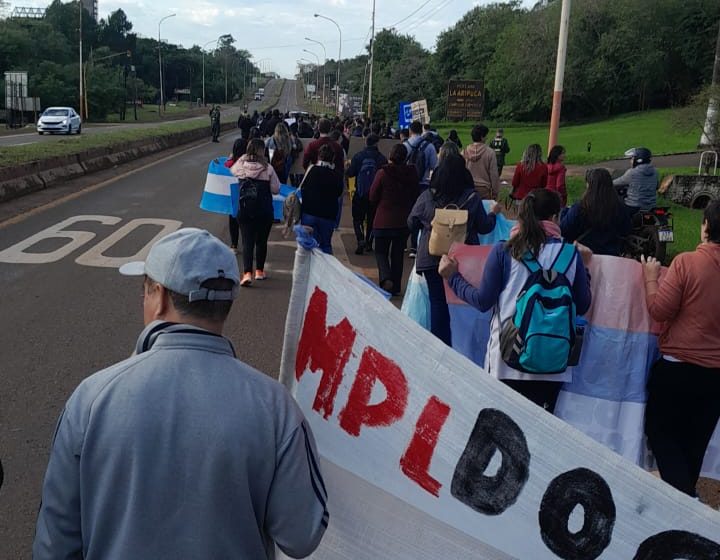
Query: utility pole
700 18 720 148
367 0 376 120
314 14 342 115
547 0 571 153
79 1 84 119
158 13 176 116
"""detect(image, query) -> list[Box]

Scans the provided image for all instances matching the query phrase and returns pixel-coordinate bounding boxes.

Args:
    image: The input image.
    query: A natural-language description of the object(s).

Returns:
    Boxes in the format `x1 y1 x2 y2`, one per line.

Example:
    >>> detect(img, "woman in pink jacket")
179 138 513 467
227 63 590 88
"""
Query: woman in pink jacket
546 145 567 206
231 139 280 286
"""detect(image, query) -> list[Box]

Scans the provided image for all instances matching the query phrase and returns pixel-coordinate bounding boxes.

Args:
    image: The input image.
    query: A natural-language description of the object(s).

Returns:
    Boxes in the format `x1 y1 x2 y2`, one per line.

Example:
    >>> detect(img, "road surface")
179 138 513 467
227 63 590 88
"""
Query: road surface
0 78 380 557
0 79 283 149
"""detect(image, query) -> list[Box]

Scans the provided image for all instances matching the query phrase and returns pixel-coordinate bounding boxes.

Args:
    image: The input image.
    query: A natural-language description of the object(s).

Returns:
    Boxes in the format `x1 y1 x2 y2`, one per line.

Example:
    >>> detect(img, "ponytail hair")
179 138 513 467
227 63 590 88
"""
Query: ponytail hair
506 189 561 259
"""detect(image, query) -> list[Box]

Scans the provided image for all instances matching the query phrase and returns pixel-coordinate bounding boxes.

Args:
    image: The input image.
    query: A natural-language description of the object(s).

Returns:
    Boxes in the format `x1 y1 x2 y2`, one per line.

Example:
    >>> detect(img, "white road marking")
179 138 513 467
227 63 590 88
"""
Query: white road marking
75 218 182 268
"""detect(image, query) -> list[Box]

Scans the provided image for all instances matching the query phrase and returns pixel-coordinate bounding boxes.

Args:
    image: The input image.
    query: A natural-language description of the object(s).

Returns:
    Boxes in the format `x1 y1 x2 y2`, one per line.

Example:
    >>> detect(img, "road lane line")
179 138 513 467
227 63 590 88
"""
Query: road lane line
0 138 221 230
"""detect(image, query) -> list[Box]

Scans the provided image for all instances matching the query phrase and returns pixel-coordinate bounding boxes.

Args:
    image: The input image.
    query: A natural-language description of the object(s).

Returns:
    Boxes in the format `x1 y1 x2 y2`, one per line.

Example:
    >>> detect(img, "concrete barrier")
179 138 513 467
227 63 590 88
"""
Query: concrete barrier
0 122 236 203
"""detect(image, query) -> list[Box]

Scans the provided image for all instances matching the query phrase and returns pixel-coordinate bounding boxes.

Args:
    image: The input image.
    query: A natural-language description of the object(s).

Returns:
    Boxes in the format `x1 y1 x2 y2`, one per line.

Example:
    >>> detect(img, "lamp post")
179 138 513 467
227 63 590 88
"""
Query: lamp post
314 13 341 115
78 0 83 120
302 49 321 96
202 37 220 107
158 13 176 116
305 37 327 106
300 57 319 112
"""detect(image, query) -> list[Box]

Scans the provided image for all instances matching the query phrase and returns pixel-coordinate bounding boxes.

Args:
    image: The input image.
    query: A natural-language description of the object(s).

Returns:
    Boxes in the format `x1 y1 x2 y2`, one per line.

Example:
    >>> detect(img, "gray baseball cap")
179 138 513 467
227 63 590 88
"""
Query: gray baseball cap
119 228 240 302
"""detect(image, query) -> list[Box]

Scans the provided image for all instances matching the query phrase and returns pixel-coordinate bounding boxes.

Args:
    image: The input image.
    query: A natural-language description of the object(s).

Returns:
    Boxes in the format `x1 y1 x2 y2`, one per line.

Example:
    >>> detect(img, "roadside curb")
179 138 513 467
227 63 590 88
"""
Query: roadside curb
0 122 236 204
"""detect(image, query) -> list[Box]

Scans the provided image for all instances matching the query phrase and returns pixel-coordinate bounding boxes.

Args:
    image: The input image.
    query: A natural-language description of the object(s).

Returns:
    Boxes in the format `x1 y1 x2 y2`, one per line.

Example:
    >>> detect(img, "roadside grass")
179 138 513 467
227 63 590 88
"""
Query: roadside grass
0 120 210 167
565 166 704 259
436 109 697 166
104 102 200 123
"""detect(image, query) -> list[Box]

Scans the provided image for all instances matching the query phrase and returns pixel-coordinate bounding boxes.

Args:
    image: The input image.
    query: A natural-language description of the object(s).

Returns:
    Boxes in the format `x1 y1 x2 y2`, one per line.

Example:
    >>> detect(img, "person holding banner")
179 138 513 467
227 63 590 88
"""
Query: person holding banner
560 168 632 256
641 200 720 498
439 189 592 412
230 139 280 286
300 144 345 254
409 153 499 345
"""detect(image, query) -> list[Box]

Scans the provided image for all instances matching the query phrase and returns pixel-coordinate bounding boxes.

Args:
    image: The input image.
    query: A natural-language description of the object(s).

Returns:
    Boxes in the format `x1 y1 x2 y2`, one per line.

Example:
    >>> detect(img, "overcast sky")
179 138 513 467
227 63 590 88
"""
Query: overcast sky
13 0 533 77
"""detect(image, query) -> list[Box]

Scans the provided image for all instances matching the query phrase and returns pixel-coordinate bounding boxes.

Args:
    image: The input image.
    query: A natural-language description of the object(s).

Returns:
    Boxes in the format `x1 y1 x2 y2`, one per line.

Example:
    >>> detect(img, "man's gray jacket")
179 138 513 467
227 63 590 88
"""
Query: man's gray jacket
33 321 328 559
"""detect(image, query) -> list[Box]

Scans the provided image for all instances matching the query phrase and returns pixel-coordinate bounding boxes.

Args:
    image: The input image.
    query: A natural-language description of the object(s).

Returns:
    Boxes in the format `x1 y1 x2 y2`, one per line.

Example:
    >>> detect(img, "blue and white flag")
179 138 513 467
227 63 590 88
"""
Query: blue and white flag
272 183 299 221
199 157 239 216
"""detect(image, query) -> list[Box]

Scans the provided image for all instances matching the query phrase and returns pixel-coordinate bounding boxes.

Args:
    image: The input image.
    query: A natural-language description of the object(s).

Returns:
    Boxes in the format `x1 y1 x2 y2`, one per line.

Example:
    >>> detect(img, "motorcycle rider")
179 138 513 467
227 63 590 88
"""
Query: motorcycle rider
613 147 658 213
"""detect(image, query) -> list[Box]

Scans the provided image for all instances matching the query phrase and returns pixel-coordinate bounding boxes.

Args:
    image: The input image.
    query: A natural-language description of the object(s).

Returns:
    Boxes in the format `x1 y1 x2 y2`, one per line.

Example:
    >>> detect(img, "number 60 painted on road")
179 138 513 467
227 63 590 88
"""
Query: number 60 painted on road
0 215 182 268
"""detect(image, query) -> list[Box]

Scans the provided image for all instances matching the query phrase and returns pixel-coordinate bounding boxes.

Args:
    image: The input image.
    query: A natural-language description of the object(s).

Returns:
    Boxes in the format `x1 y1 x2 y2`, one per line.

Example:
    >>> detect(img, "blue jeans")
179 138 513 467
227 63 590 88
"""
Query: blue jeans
422 267 451 346
302 214 335 254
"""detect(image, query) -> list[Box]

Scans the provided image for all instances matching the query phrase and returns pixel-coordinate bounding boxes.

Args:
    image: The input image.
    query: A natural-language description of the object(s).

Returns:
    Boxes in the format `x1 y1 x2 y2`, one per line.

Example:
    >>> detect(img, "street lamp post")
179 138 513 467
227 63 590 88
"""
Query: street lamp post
202 37 220 107
314 13 341 115
300 57 319 112
305 37 327 107
158 13 176 116
303 49 321 104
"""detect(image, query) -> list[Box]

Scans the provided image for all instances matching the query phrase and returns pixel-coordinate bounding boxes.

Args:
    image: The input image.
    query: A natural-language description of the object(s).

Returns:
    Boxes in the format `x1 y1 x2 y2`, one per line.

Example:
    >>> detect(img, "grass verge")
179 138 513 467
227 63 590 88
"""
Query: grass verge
0 120 210 167
436 109 698 166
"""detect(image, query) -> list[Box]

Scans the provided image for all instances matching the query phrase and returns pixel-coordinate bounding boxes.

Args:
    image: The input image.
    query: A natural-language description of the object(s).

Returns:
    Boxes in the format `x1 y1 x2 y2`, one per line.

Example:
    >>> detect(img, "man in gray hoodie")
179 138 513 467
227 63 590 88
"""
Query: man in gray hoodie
33 228 328 560
462 123 500 200
613 147 658 212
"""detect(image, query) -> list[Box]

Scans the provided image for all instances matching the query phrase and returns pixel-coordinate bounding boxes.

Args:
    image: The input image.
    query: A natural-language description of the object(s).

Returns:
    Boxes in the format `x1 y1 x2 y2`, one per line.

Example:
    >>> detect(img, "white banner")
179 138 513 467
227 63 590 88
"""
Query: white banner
279 248 720 559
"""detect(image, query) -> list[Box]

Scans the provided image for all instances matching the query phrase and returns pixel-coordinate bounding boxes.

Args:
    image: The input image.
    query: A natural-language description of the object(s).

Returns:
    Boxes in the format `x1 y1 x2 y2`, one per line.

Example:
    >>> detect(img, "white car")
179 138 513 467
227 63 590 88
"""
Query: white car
37 107 82 135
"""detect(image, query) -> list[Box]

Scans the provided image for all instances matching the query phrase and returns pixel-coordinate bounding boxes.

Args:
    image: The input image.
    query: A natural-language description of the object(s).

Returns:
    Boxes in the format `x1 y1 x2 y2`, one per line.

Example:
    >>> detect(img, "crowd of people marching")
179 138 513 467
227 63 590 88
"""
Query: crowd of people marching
222 108 720 504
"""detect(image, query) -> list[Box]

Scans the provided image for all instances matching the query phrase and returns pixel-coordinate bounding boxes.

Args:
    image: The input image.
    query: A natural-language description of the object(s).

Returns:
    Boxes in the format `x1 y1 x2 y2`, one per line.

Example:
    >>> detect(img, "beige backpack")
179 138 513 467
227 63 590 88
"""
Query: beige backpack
428 193 476 256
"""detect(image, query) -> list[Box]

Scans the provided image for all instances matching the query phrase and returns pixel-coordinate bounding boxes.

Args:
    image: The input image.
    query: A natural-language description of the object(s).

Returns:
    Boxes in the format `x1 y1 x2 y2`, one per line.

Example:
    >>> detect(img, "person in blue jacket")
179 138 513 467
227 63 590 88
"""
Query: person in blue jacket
408 152 500 346
561 168 632 256
439 189 592 412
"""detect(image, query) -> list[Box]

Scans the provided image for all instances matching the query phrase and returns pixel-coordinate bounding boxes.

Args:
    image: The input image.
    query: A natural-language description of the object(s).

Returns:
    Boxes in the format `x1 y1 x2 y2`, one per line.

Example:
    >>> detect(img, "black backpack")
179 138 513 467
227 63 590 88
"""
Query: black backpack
355 156 379 198
238 177 270 220
406 140 430 181
424 132 444 153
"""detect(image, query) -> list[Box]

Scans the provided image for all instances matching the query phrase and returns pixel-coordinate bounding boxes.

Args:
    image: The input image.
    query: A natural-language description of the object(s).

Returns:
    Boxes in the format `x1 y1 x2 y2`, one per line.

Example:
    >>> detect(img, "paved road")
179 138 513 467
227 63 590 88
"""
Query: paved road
0 77 381 557
0 79 283 149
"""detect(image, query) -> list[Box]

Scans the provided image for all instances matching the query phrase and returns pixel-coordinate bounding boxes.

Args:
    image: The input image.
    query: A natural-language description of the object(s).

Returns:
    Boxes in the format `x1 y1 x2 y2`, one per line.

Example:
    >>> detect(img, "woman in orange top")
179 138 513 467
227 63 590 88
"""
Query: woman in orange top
641 200 720 497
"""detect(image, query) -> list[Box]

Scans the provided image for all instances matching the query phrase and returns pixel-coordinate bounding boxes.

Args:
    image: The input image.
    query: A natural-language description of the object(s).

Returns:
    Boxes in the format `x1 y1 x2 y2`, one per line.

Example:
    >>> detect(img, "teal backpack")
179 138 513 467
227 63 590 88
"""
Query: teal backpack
499 243 578 374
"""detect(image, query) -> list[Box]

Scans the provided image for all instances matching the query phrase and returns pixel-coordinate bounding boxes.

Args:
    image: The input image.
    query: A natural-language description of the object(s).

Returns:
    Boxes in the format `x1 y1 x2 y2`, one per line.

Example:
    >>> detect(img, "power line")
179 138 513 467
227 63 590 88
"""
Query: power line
401 0 455 34
246 37 366 51
387 0 436 29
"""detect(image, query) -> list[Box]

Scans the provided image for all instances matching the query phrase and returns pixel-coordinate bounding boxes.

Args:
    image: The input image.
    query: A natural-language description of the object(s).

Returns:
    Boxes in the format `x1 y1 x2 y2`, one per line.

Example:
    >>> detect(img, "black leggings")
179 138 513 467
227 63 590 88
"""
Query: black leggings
374 232 409 294
229 216 239 247
644 358 720 496
501 379 563 414
238 219 273 273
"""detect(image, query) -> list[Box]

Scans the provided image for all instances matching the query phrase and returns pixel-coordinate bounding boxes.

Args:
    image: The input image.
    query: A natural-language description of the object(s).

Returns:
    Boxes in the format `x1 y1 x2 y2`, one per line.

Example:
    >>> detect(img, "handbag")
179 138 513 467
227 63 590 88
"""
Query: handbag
428 193 476 257
282 165 312 237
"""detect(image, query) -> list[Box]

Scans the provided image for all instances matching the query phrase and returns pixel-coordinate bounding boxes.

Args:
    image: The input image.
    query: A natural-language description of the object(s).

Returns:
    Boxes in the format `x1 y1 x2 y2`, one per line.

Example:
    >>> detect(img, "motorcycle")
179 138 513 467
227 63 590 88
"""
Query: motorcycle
615 185 674 263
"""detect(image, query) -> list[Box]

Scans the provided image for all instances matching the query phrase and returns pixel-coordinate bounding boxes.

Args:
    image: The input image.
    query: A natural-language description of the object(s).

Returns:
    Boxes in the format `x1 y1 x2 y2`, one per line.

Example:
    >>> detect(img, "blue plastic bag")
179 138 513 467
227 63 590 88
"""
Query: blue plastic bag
400 265 430 330
478 200 516 244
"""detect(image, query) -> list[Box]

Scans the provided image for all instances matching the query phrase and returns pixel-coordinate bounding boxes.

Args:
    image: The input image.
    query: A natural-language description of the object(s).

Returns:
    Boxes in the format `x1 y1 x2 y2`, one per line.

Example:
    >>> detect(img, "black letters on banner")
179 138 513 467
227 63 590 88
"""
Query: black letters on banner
538 468 616 560
633 530 720 559
451 408 530 515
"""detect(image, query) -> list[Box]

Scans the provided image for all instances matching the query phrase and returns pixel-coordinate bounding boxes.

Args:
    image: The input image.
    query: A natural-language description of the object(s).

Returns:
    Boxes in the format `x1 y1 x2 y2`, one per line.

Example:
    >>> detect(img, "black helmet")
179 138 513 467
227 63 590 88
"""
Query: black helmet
630 147 652 167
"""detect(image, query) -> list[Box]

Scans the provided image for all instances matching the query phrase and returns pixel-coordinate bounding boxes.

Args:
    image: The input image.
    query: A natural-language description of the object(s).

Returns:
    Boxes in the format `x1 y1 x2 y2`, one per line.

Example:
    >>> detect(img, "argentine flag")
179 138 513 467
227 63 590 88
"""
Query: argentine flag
199 157 239 216
272 183 299 221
